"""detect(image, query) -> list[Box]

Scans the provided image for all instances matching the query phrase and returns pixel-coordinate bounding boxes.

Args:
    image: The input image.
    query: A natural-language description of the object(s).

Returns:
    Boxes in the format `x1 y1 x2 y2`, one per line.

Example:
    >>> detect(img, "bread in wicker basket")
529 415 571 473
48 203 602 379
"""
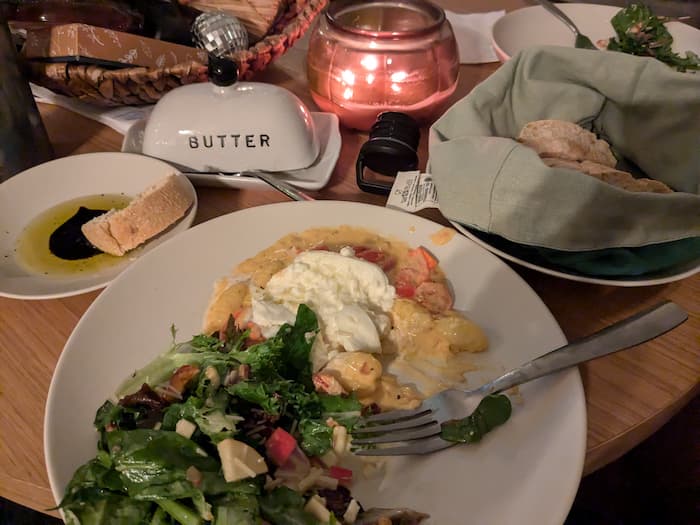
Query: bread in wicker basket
27 0 328 106
180 0 287 42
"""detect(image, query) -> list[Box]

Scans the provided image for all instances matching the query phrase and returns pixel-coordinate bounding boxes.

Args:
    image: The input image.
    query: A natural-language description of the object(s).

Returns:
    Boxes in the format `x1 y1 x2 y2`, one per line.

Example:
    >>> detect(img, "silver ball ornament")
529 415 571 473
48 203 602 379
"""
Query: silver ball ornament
192 12 249 57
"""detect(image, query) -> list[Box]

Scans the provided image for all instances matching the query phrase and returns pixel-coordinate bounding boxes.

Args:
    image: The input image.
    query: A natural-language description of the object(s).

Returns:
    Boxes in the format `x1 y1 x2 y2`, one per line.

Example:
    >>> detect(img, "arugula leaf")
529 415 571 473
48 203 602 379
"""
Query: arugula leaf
229 337 285 380
227 381 283 415
162 393 241 443
440 394 512 444
277 304 319 388
59 458 125 510
212 493 260 524
149 506 170 525
94 401 128 431
318 394 362 414
190 334 225 352
161 396 203 430
106 430 226 521
287 383 322 420
190 316 249 354
228 378 323 421
229 304 319 388
58 458 156 523
106 429 220 491
607 4 700 72
156 499 202 525
298 419 333 457
297 395 362 457
62 493 154 525
199 476 261 497
94 401 141 451
260 487 320 525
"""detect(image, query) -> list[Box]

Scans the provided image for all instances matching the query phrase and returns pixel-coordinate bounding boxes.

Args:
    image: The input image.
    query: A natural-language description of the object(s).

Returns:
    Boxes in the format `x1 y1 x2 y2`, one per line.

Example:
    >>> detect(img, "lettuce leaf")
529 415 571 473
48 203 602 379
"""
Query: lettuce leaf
260 487 320 525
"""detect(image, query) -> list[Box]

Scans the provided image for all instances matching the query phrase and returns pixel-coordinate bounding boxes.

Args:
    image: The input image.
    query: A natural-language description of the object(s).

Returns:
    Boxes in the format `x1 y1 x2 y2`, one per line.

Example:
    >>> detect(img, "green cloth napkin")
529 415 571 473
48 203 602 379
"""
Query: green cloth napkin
429 46 700 276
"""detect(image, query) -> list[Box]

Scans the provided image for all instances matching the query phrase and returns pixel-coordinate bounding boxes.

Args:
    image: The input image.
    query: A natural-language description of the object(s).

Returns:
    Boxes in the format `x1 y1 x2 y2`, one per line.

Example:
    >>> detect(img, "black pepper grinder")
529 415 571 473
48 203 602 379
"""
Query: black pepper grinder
0 17 53 183
355 112 421 195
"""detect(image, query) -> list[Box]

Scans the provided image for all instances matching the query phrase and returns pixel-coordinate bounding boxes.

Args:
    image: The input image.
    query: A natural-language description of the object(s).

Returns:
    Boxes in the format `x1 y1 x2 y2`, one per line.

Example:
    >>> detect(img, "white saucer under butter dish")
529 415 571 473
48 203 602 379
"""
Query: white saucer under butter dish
122 111 340 190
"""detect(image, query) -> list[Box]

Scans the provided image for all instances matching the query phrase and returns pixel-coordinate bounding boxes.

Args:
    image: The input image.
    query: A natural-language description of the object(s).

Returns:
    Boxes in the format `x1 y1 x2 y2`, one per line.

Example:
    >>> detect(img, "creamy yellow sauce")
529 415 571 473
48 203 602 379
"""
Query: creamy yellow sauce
359 375 422 410
205 226 442 334
203 226 488 411
430 227 456 246
233 225 446 289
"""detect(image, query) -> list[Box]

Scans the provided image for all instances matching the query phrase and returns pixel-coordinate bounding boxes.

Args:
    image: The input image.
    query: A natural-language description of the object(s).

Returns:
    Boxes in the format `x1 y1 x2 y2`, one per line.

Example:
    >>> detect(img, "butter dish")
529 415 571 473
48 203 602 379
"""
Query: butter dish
143 80 320 173
121 56 340 190
122 112 340 190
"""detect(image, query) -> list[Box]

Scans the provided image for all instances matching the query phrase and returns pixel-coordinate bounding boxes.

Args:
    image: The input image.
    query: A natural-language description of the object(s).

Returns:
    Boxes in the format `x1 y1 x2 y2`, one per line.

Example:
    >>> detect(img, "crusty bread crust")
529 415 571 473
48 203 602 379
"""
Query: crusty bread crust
542 158 673 193
82 174 194 256
80 209 122 255
518 120 618 168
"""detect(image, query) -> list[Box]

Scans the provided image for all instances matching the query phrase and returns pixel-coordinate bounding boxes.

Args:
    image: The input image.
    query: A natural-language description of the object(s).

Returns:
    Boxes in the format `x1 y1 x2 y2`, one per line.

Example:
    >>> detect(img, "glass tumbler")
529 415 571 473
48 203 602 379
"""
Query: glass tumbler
306 0 459 131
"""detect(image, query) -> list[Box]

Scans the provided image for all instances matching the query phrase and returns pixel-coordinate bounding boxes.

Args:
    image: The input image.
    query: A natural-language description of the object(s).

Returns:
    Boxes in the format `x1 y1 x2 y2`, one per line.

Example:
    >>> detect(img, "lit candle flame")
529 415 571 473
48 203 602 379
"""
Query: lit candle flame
340 69 356 86
360 55 379 71
390 71 407 82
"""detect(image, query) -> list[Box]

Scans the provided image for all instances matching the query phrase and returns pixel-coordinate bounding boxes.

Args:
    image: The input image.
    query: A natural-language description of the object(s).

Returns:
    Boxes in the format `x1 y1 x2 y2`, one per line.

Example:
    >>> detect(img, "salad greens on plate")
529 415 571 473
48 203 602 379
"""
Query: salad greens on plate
57 305 431 525
604 4 700 72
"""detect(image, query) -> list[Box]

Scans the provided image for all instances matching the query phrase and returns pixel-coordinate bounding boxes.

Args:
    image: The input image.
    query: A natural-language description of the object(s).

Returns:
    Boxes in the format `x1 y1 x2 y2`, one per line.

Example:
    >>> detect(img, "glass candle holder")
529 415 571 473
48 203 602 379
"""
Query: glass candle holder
306 0 459 131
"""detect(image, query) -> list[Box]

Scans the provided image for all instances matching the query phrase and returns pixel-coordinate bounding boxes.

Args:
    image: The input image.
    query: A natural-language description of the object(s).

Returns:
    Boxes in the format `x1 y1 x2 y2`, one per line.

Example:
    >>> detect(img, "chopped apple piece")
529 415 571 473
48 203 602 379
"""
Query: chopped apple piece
217 438 268 482
175 419 197 439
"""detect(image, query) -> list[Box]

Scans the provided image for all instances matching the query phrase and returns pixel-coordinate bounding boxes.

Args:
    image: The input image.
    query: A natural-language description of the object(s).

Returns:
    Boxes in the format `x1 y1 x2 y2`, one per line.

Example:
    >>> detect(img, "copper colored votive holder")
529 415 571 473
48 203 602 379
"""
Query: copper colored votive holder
306 0 460 131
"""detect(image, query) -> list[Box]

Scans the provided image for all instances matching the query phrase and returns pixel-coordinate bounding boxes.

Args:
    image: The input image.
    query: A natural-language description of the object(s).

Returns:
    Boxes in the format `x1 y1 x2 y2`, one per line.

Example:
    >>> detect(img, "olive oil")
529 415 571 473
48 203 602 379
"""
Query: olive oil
16 194 131 276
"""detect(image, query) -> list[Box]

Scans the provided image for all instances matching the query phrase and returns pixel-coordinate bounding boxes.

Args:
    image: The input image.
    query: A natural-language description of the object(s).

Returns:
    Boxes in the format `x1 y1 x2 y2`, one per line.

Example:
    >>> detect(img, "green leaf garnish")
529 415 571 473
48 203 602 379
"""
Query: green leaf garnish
440 394 512 444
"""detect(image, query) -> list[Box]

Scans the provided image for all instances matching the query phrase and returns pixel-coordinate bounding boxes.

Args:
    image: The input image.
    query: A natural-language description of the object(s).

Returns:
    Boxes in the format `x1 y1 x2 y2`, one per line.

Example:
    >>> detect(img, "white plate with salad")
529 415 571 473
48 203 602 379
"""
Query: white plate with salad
45 201 586 525
492 3 700 68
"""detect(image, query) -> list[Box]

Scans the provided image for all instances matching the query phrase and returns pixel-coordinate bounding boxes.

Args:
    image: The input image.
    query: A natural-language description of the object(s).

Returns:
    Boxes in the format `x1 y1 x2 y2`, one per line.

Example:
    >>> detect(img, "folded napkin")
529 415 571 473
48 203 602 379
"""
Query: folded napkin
444 10 504 64
429 46 700 276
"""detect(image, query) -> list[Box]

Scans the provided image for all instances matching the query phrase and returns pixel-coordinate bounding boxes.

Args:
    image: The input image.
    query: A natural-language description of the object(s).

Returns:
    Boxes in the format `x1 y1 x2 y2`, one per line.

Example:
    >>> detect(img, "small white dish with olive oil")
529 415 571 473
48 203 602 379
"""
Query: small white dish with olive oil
0 152 197 300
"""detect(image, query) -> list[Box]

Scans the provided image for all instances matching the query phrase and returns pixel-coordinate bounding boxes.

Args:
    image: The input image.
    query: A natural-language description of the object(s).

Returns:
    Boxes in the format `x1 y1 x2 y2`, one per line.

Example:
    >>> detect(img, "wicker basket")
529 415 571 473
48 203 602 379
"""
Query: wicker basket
26 0 328 106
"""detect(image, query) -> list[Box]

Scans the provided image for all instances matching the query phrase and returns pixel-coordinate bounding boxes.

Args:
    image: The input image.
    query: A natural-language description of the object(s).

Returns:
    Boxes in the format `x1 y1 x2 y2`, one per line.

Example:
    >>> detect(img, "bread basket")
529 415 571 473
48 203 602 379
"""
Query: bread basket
24 0 328 106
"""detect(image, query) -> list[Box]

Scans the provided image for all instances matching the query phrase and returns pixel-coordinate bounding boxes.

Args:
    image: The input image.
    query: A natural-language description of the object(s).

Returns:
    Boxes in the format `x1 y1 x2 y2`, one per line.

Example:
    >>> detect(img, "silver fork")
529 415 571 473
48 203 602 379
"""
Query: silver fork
352 301 687 456
182 171 316 201
536 0 598 50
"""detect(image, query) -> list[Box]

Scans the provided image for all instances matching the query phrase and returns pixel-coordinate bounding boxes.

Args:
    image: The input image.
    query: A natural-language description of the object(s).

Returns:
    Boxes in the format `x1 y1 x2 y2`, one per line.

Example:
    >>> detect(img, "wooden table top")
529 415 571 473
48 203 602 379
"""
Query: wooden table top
1 0 699 518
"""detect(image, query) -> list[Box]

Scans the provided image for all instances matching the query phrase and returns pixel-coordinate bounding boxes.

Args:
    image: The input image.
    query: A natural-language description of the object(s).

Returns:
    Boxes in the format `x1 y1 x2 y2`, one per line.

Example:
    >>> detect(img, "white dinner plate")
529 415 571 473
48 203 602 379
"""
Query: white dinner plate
450 222 700 287
122 112 341 191
492 3 700 62
45 201 586 524
0 153 197 300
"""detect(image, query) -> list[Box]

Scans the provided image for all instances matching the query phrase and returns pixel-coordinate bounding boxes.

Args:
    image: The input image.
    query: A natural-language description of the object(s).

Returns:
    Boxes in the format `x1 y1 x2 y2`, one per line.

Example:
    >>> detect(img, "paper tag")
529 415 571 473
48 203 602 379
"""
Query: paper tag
31 83 153 135
386 171 440 212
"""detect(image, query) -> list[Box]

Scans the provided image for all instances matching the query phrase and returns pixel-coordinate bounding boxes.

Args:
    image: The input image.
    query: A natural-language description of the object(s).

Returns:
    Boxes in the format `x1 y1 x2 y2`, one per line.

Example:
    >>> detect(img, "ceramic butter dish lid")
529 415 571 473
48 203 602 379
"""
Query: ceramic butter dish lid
142 57 320 173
